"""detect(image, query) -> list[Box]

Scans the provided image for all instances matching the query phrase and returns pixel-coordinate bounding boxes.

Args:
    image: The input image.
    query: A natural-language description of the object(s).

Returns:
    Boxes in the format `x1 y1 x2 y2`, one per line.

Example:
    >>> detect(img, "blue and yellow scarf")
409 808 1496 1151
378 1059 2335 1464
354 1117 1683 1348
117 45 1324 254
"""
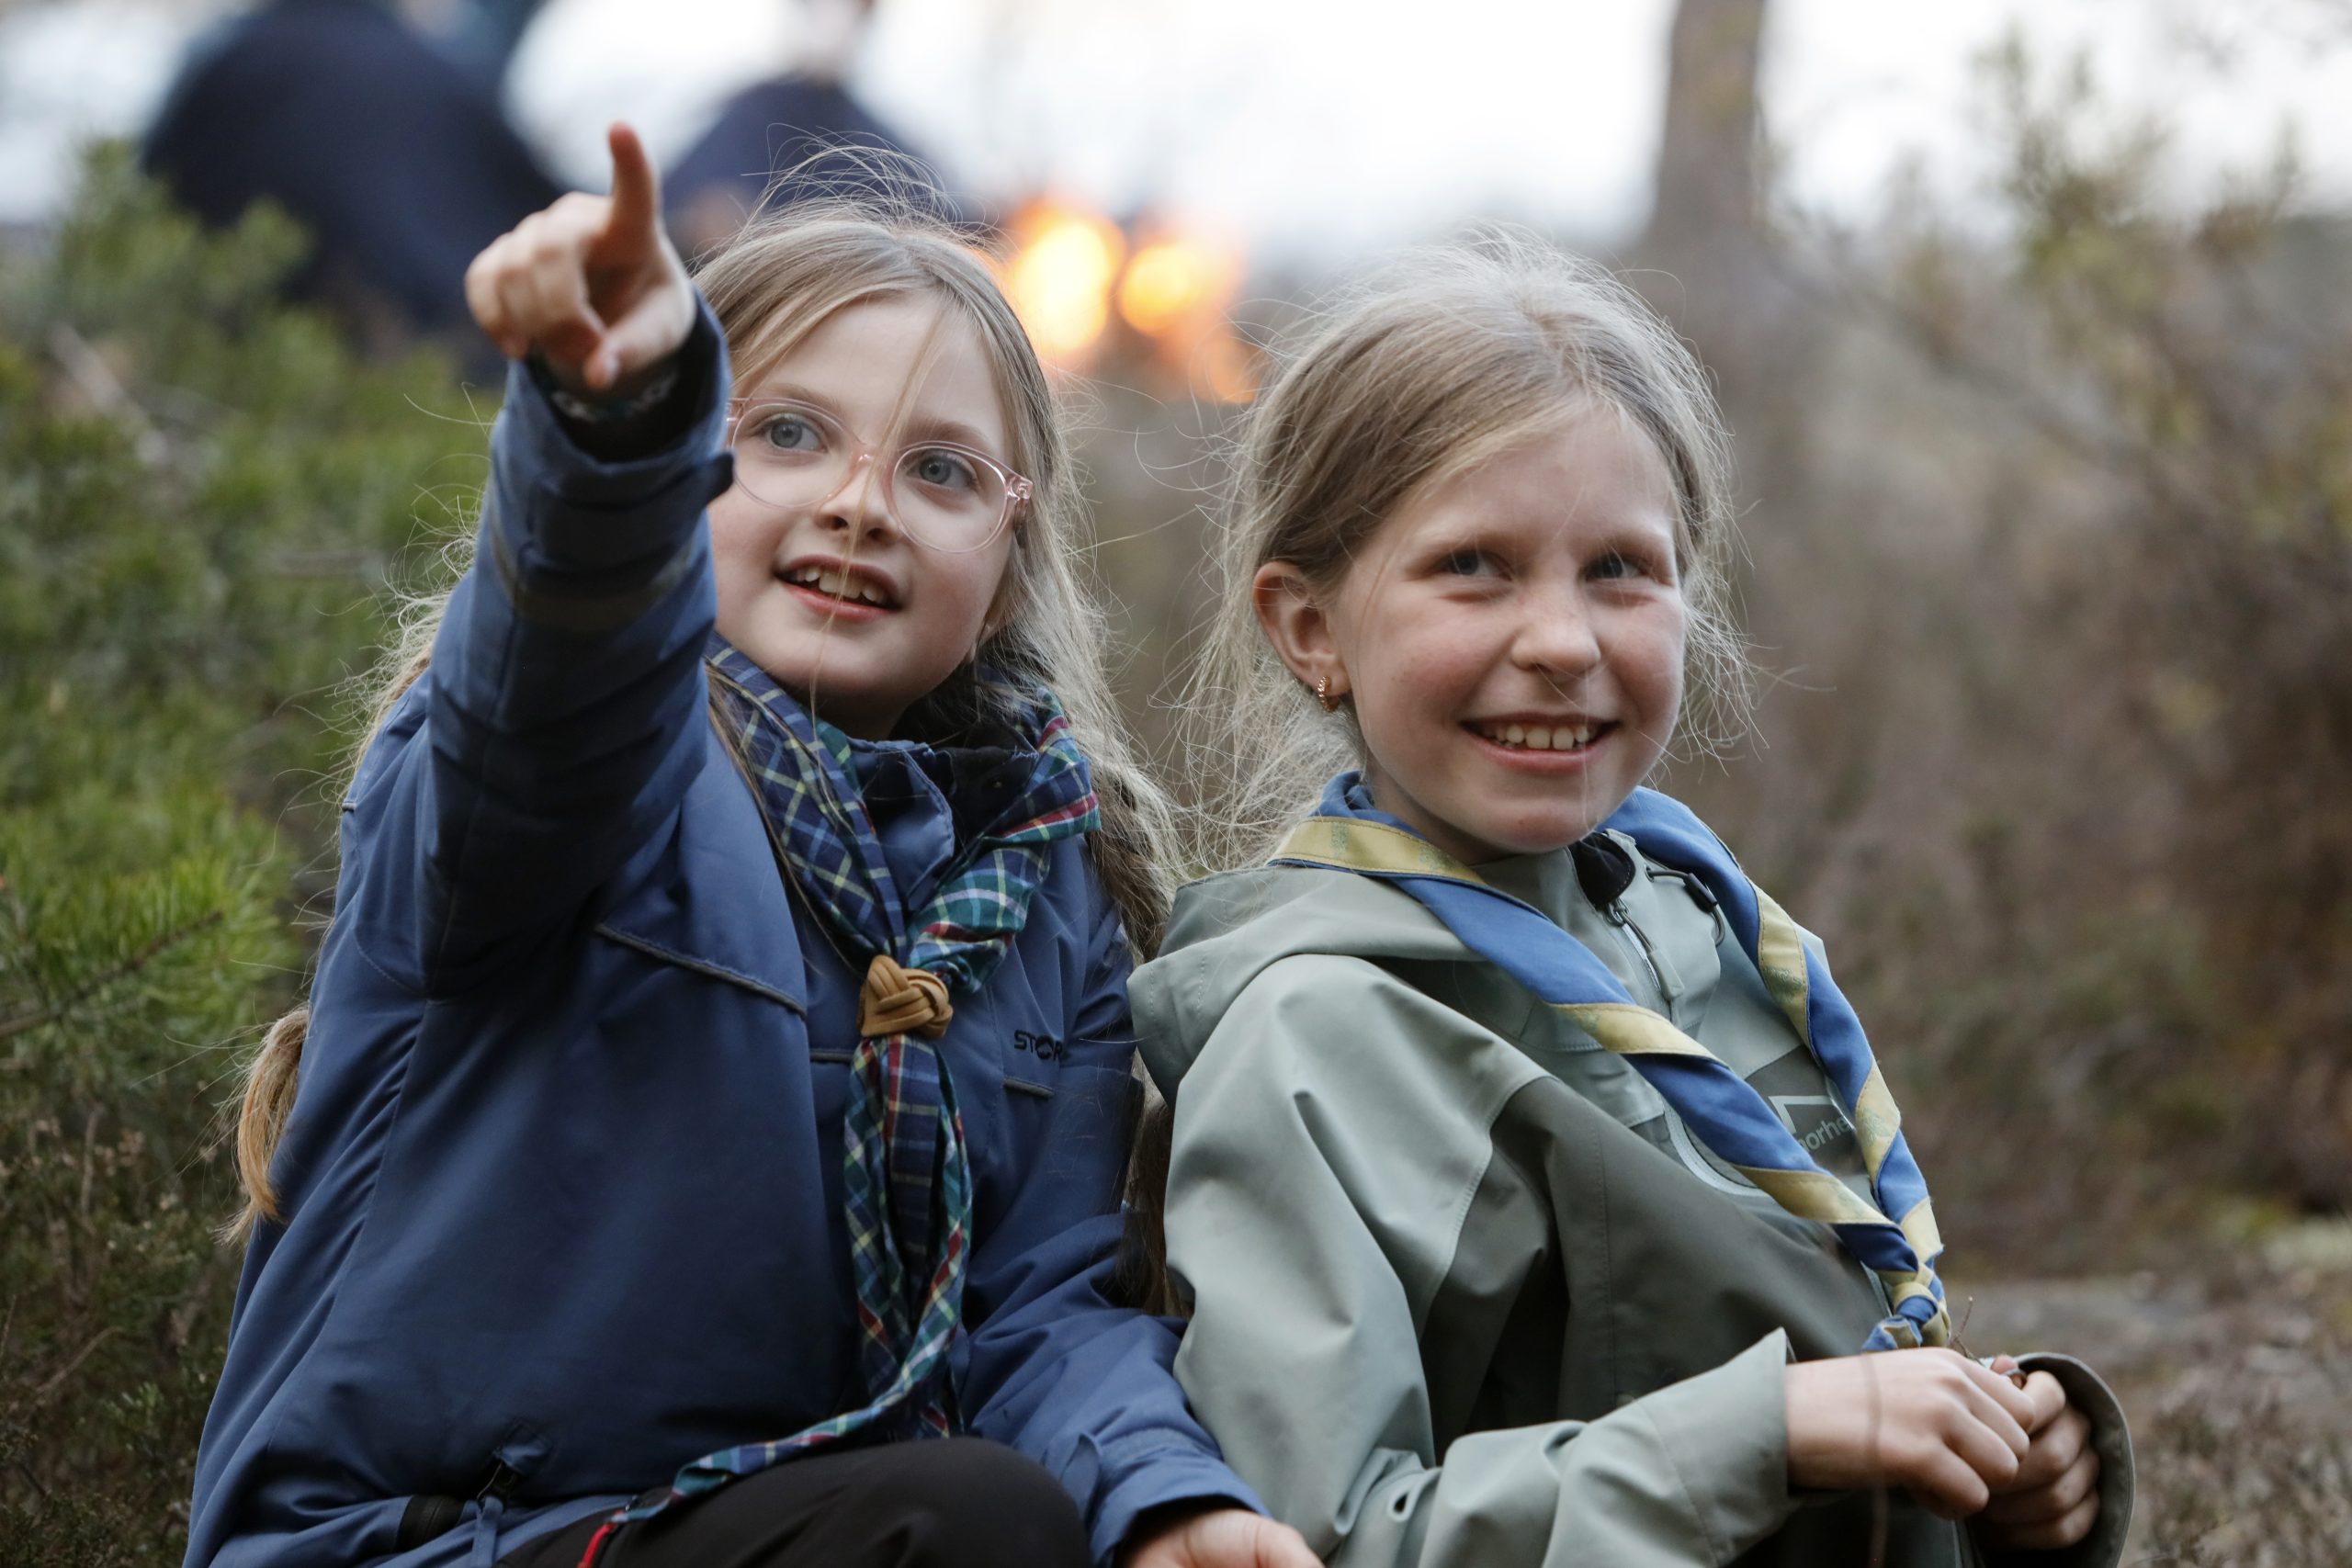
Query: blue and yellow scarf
1273 773 1948 1354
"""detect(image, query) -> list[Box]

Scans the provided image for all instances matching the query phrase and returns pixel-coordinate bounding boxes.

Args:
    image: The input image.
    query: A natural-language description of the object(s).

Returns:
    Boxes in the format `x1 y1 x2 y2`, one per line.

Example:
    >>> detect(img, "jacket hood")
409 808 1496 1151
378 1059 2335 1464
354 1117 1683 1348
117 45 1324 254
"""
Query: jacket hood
1132 863 1475 1099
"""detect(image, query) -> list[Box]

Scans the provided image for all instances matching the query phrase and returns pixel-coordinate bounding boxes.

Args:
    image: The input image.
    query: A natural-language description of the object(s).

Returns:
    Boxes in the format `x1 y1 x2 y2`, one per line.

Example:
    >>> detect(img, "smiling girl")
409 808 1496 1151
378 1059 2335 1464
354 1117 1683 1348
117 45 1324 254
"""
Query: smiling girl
182 129 1312 1568
1130 240 2136 1567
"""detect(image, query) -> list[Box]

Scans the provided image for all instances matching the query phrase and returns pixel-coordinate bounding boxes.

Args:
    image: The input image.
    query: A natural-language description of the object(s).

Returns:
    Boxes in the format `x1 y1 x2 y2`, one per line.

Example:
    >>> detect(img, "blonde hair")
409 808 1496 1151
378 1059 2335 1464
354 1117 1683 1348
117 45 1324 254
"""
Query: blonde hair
1185 232 1751 872
1117 236 1754 1313
228 194 1174 1238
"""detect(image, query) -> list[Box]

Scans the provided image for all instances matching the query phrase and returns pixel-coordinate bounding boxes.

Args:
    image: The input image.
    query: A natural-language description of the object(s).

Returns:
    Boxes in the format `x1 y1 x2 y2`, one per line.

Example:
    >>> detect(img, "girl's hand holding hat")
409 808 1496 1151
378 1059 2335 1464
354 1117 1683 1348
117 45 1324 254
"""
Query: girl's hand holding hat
1784 1348 2046 1520
1973 1362 2103 1551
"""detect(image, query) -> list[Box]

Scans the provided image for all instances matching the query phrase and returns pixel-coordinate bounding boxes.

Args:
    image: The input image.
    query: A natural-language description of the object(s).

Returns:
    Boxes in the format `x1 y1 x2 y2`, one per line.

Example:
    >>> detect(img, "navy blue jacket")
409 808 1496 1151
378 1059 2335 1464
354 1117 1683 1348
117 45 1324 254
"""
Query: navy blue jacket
183 310 1254 1568
143 0 560 347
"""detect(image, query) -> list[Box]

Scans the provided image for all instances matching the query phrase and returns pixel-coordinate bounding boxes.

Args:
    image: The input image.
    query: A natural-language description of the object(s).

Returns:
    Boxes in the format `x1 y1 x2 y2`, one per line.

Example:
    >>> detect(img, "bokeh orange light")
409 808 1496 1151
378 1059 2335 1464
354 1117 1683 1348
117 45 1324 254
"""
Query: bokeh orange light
996 201 1256 400
1192 329 1261 405
1116 236 1240 339
1002 202 1126 367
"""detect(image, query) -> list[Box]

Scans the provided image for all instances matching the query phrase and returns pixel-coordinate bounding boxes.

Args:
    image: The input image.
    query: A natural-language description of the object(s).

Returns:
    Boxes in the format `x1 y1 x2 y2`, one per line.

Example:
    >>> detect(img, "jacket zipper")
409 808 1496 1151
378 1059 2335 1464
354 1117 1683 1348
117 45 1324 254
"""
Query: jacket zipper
1602 899 1676 1021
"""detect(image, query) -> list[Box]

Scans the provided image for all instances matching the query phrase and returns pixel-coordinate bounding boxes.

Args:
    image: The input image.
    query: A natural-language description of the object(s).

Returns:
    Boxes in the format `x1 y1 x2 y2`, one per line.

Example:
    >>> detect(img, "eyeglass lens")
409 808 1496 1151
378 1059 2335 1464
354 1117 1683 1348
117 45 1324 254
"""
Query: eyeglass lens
729 401 1013 553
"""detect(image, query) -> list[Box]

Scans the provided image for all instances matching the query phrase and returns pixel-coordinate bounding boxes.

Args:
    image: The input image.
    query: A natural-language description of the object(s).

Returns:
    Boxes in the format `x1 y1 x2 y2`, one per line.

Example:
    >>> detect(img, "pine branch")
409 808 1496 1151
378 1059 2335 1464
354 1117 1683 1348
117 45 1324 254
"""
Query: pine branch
46 322 165 467
0 908 226 1043
30 1327 117 1405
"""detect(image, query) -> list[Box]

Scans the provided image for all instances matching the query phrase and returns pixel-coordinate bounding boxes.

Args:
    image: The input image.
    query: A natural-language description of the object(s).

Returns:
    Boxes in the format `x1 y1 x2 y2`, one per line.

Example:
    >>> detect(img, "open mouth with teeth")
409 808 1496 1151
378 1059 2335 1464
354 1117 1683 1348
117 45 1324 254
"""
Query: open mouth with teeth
1468 719 1611 753
781 565 899 611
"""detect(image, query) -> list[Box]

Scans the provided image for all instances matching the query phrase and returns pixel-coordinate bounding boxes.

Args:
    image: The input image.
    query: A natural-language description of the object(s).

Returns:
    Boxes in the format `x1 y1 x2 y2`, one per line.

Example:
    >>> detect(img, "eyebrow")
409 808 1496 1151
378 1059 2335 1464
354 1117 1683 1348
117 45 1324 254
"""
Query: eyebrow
746 381 1002 458
1413 511 1679 563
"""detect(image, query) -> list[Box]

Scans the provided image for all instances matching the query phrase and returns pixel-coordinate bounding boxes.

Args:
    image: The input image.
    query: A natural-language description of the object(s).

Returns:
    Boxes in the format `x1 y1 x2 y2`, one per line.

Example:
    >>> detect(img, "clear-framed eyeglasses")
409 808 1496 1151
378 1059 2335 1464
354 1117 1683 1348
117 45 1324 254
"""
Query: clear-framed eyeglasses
725 398 1033 555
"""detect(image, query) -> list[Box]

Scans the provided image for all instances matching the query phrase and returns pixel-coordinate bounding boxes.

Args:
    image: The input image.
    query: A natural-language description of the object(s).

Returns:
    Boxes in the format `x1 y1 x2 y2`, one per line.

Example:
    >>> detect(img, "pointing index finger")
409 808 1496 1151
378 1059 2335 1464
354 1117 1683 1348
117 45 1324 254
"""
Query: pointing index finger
602 122 662 250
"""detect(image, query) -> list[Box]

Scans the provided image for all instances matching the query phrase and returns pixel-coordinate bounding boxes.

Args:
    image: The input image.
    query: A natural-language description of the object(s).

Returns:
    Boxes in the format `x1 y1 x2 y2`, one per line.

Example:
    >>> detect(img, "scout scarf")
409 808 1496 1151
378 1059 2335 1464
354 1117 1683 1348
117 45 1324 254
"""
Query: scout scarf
577 642 1102 1566
1272 773 1949 1354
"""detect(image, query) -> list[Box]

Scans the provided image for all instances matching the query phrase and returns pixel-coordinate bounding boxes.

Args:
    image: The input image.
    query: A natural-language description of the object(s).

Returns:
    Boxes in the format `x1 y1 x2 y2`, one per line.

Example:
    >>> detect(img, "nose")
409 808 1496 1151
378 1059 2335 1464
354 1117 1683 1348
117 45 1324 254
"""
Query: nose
815 451 900 542
1513 579 1603 679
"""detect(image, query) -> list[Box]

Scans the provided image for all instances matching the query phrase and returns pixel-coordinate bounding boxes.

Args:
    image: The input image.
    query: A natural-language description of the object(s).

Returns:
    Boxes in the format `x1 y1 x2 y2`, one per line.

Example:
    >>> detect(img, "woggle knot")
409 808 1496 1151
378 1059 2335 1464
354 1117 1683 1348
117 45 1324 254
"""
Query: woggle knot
860 954 954 1040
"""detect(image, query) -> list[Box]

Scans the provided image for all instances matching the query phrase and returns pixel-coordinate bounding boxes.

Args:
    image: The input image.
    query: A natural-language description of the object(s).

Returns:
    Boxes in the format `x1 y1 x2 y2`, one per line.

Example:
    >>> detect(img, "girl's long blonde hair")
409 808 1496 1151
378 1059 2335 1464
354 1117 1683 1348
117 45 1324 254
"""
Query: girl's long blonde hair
228 194 1175 1239
1117 234 1753 1312
1186 232 1752 873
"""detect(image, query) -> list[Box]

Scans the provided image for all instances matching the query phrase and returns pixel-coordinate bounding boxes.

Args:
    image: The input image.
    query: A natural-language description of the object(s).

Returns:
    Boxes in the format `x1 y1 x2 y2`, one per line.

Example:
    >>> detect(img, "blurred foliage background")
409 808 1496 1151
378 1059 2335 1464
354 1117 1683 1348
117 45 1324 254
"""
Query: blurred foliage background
2 13 2348 1567
0 151 482 1562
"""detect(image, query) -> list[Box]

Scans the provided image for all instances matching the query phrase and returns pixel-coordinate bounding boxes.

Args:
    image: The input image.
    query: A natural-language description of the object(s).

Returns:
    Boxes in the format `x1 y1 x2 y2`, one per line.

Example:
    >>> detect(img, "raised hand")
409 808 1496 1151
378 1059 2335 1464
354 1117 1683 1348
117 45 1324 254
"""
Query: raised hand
1974 1369 2102 1551
463 122 695 394
1784 1348 2040 1519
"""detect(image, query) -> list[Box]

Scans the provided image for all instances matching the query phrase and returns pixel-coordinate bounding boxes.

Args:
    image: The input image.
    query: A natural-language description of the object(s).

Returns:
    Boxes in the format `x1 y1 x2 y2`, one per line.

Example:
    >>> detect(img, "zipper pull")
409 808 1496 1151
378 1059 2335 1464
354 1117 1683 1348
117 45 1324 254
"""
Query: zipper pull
478 1461 523 1506
469 1461 523 1568
1645 863 1719 912
1605 899 1679 1010
1645 864 1729 945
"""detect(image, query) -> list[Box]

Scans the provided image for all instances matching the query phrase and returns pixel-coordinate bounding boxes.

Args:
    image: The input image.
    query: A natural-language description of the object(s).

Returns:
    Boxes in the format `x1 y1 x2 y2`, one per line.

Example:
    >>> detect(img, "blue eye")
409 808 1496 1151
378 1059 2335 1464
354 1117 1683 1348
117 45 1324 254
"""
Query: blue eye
1589 552 1633 580
1439 548 1494 576
904 446 982 493
756 413 822 454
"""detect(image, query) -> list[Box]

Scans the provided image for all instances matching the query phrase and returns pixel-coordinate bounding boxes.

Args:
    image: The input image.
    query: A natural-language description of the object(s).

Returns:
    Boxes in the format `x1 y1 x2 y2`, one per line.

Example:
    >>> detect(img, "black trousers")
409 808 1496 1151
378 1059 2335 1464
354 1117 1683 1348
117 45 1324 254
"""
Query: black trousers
499 1440 1091 1568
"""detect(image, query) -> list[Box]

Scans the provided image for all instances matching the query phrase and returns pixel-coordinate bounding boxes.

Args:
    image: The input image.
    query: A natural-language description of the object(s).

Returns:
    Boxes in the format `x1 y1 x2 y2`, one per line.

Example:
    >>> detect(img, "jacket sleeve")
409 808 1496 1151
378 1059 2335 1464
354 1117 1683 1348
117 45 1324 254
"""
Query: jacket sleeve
410 303 735 987
961 869 1265 1567
1165 955 1802 1568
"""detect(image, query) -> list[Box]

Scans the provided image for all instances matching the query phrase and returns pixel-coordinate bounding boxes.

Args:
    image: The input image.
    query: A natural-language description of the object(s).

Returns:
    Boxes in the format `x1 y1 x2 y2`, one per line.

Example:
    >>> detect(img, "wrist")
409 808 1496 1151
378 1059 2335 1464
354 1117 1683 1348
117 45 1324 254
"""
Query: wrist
530 352 682 423
523 302 719 468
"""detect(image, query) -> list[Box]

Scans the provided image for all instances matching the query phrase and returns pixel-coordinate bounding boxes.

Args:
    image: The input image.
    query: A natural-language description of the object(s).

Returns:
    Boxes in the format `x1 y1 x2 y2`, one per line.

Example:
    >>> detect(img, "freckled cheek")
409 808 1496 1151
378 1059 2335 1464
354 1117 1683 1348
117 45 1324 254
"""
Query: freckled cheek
1386 632 1492 721
1628 620 1688 722
1343 599 1482 742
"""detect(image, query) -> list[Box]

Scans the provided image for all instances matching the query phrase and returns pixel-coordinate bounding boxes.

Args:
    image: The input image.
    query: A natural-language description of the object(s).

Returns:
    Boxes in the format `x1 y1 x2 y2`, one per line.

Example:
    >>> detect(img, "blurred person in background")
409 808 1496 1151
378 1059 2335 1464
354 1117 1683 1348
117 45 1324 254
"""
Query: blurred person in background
424 0 548 92
664 0 956 258
141 0 560 354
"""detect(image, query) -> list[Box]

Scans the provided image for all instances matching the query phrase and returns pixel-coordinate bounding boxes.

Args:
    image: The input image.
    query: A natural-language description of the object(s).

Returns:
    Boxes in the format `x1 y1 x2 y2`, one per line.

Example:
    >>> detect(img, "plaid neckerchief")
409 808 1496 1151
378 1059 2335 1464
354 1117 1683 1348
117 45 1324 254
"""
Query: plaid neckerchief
1273 773 1948 1355
578 639 1101 1566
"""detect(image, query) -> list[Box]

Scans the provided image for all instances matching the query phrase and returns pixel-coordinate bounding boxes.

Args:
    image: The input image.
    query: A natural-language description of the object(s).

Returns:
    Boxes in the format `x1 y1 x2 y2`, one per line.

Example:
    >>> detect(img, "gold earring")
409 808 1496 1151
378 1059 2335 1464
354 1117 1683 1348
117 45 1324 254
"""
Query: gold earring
1316 674 1340 713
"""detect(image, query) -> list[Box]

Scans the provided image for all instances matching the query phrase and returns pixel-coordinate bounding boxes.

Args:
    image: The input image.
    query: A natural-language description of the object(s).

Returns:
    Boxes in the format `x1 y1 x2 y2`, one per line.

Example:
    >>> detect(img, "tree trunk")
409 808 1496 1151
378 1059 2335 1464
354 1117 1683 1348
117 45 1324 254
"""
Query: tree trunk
1645 0 1769 264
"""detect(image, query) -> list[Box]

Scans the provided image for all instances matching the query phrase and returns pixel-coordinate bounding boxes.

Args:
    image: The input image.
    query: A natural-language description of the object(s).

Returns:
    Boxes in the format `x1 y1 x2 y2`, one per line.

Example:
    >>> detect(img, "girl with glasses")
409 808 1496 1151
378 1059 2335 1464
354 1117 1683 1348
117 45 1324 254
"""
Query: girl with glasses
184 127 1314 1568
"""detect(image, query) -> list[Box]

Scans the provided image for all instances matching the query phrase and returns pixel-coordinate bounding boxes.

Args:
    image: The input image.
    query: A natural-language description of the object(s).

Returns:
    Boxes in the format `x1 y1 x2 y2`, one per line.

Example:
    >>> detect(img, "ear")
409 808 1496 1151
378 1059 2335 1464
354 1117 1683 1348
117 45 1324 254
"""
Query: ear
1253 560 1347 703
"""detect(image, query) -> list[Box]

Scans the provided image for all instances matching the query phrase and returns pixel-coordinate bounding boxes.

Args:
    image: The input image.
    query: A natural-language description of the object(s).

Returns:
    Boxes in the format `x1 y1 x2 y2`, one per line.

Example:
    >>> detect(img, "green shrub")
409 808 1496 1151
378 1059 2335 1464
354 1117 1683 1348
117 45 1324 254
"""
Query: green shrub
0 144 481 1566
